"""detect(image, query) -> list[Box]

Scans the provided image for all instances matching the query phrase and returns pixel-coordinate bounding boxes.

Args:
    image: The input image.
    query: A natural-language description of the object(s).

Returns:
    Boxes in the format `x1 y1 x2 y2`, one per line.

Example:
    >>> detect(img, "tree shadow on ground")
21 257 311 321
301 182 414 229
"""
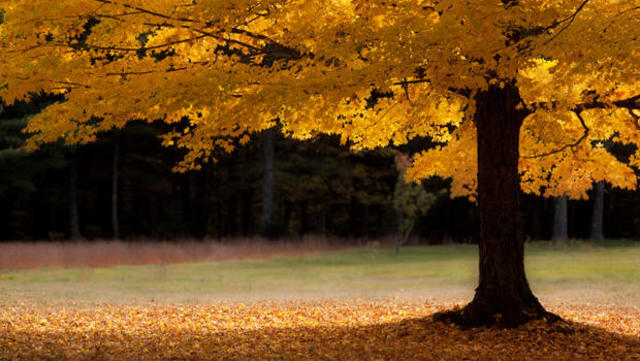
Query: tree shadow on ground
3 317 640 360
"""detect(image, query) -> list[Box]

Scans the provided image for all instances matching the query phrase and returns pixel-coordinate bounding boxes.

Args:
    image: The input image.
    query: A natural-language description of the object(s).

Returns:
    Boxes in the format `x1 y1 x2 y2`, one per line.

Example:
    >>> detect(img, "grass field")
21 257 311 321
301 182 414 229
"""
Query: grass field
1 241 639 360
1 240 639 305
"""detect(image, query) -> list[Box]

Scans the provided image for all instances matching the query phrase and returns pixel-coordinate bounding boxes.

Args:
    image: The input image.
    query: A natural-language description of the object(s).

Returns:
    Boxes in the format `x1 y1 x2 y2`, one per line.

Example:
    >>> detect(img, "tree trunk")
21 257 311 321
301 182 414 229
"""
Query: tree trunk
69 158 82 240
194 163 211 239
180 173 192 233
362 204 369 240
395 218 415 253
112 132 120 240
241 185 253 237
530 198 544 240
259 126 275 236
590 181 605 241
552 195 569 241
300 201 309 235
435 83 557 328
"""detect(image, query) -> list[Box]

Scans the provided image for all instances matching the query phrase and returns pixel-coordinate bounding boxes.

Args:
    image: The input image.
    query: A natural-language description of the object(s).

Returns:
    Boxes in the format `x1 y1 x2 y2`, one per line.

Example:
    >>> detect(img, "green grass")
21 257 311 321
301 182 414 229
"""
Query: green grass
1 241 639 305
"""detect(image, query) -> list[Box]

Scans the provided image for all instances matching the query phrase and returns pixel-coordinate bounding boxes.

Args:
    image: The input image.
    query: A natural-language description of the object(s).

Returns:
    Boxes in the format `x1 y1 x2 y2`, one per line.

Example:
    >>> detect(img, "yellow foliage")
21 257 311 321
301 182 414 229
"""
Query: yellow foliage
1 0 639 197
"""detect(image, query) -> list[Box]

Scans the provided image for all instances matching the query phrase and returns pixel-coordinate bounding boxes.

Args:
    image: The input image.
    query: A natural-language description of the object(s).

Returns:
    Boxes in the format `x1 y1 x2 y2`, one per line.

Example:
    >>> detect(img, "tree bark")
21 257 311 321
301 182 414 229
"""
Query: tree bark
241 185 253 237
435 83 557 328
590 181 605 241
259 126 276 236
552 195 569 242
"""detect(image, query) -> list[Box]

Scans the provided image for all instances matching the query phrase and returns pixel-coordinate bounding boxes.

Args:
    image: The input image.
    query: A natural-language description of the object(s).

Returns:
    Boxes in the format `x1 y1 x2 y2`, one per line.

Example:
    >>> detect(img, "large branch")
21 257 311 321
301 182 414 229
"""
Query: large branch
392 79 471 98
529 94 640 113
574 95 640 111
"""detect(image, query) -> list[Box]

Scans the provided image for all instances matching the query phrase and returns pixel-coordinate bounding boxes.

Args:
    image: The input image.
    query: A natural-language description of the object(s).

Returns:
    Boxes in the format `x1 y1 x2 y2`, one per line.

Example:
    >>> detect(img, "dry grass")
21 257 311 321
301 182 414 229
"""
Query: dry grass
0 236 375 270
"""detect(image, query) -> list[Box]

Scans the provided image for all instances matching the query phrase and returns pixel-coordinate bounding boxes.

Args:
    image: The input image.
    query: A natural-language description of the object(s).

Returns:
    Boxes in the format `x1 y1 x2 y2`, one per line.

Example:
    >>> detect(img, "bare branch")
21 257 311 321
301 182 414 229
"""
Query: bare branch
53 34 208 52
503 0 591 47
401 78 414 105
105 65 194 77
14 76 92 89
91 9 301 59
94 12 143 21
543 0 591 45
524 110 590 159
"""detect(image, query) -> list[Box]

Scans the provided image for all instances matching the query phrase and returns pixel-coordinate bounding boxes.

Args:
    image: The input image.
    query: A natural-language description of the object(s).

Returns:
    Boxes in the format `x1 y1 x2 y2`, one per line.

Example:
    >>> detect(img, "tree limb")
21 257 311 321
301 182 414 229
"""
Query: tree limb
392 79 471 98
529 94 640 113
503 0 591 46
542 0 591 44
576 95 640 111
523 110 590 159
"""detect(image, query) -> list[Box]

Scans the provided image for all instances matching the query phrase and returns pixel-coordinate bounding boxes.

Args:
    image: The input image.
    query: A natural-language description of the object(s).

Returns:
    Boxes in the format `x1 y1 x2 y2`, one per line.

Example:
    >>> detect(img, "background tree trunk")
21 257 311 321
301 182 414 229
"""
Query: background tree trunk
436 83 553 328
260 127 275 236
193 164 211 239
112 132 120 240
69 158 82 240
180 173 192 232
552 195 569 242
590 181 605 241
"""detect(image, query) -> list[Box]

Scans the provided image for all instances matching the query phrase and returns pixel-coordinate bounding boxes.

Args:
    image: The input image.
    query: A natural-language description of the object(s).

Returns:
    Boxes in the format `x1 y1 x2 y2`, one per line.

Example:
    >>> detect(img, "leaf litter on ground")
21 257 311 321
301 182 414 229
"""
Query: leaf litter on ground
0 299 639 360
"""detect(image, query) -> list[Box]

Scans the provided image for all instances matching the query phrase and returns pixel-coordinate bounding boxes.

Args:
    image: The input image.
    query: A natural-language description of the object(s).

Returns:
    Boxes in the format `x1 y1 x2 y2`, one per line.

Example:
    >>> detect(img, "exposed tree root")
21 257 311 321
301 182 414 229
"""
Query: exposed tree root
433 296 563 329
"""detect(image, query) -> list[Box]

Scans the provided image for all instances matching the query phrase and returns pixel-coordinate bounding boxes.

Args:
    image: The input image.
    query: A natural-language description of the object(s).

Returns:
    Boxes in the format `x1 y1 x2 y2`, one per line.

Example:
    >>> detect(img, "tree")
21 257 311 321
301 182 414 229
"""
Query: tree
111 131 120 240
275 134 397 237
2 0 640 327
590 180 605 241
68 154 83 240
0 95 71 239
392 153 441 252
551 195 569 242
259 126 276 236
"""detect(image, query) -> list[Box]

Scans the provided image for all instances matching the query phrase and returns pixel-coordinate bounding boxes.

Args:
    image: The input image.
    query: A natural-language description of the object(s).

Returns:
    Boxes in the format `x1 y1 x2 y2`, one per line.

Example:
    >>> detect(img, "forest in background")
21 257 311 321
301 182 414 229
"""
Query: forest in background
1 95 639 242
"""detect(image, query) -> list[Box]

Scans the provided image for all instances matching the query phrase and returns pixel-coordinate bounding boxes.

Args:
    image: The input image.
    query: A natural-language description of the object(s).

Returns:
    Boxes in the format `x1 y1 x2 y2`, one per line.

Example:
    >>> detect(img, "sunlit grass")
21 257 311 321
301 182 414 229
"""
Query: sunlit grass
0 241 638 305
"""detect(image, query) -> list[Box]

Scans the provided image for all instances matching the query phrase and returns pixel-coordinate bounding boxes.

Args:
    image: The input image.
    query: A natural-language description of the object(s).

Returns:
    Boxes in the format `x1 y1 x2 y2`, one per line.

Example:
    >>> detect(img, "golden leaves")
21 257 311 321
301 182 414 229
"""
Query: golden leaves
0 300 639 360
407 121 477 199
519 108 638 198
1 0 639 197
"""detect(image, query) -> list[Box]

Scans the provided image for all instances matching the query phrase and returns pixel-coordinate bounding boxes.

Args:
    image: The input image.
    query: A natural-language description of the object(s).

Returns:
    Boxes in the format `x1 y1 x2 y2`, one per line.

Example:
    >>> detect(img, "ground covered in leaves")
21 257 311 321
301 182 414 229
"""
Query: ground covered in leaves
1 300 639 361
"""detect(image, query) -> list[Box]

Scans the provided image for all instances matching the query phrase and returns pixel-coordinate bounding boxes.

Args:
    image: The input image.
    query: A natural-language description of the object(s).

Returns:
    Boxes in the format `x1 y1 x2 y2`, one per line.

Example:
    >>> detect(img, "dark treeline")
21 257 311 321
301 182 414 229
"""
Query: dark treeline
1 97 640 242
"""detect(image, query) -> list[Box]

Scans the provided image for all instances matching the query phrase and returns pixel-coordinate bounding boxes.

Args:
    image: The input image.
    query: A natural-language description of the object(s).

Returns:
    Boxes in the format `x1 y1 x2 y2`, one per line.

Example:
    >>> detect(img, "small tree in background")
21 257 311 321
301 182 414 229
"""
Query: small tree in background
393 154 443 252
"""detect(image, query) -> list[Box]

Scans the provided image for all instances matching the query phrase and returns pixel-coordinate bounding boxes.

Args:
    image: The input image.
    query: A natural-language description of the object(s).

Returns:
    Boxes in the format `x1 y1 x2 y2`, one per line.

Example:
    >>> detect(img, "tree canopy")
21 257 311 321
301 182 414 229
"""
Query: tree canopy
1 0 639 197
3 0 640 327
